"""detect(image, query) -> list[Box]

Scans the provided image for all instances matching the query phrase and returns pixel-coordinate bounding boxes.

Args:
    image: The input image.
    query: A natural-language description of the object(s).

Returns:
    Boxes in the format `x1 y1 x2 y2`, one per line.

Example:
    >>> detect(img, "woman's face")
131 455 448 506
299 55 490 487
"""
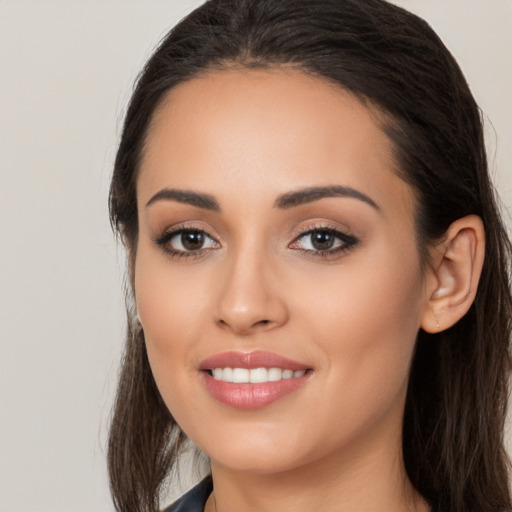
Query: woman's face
135 69 430 475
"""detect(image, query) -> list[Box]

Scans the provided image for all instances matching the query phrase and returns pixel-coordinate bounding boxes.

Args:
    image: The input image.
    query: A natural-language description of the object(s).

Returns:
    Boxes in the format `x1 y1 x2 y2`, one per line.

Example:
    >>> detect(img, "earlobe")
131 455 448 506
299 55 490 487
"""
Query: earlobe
421 215 485 333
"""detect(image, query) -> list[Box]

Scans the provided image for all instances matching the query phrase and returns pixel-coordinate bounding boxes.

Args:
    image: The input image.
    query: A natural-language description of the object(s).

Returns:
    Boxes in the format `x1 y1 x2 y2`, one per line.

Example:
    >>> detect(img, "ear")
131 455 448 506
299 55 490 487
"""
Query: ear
421 215 485 333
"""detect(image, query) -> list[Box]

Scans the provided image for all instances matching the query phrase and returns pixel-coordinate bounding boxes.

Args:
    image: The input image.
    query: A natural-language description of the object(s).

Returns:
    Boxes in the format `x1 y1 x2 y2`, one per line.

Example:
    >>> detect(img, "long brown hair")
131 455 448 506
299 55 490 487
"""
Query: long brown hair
108 1 512 510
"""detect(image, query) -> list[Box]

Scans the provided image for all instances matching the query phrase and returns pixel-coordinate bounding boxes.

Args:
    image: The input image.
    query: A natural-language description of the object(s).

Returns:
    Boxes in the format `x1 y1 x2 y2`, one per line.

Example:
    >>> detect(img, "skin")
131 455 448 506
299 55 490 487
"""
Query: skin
134 68 440 512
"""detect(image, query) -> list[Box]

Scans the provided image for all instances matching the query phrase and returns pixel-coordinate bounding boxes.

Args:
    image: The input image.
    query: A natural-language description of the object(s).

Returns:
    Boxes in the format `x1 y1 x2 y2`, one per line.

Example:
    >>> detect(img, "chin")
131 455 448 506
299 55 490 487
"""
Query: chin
185 422 292 470
210 448 306 475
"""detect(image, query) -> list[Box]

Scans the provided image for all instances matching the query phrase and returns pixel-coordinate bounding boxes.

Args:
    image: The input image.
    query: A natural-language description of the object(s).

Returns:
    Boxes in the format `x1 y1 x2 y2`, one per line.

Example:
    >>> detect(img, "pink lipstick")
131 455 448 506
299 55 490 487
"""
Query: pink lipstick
199 350 312 409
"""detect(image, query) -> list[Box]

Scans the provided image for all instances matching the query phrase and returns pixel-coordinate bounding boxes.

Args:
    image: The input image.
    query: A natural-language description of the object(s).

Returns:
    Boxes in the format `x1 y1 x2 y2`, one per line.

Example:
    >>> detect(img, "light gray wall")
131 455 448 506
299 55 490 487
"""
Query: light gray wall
0 1 510 511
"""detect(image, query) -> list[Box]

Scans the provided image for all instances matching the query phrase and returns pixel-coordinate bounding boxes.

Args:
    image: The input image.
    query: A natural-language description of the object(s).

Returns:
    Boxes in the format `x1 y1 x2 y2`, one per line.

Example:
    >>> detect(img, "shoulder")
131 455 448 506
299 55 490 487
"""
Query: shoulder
163 476 213 512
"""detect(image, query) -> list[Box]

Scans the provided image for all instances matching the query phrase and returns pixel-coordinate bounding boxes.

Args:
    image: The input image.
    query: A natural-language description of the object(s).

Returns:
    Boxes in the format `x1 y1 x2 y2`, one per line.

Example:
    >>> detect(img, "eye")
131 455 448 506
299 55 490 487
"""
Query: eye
289 227 358 256
154 227 219 257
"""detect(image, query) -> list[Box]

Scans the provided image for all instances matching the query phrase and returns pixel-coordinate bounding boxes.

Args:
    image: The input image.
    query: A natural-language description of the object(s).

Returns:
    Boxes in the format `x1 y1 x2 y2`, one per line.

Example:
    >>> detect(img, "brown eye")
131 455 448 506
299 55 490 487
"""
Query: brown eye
155 228 219 256
310 230 336 250
169 229 218 252
181 231 206 251
289 227 358 256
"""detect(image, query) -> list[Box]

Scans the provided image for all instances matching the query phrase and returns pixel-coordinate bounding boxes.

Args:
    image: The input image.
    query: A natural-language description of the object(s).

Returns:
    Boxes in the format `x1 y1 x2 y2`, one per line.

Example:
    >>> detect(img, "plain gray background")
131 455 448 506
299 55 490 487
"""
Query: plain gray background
0 1 510 511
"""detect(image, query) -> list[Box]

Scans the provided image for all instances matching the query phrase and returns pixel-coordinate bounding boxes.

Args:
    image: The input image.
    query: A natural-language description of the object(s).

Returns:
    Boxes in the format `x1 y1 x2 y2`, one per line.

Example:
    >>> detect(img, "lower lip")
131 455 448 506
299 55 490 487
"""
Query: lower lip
201 372 310 409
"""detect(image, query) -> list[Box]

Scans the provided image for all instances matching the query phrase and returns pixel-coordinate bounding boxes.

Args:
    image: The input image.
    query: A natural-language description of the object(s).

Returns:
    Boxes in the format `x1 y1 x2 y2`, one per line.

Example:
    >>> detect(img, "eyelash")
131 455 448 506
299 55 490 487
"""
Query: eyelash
289 224 359 259
153 224 359 260
153 224 219 260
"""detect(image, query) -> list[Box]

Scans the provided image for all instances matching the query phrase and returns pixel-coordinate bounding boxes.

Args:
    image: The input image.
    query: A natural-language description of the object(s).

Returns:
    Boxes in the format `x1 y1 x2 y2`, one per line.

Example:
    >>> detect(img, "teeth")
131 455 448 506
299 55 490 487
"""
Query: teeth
249 367 268 383
232 368 249 383
223 367 234 382
283 369 293 379
268 368 281 381
211 367 307 383
212 368 224 380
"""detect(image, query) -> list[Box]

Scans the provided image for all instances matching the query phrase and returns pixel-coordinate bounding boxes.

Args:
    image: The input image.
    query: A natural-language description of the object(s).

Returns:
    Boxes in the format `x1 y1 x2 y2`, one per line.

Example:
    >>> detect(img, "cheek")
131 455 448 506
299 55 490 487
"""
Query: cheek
293 243 424 412
134 244 207 392
135 236 209 331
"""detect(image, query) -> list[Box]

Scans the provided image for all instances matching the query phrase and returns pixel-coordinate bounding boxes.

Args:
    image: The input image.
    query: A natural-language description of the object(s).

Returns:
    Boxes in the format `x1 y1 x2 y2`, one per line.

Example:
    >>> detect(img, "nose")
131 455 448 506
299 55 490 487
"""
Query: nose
215 250 289 336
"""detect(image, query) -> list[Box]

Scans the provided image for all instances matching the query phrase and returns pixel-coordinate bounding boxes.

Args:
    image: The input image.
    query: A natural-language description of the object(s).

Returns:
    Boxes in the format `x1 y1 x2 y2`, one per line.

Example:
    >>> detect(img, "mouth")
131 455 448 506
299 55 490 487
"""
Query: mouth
199 351 313 409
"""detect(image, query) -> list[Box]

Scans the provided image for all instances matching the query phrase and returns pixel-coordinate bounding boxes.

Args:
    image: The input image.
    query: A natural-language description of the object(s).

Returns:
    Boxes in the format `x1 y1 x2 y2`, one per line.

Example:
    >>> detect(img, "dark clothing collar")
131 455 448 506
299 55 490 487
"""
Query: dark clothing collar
164 476 213 512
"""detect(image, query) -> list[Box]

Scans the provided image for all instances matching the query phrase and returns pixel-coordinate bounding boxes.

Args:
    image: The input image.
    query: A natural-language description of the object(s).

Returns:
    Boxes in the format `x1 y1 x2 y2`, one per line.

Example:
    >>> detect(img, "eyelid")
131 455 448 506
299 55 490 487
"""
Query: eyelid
288 223 359 256
153 221 219 241
289 221 356 242
152 223 221 258
151 220 359 260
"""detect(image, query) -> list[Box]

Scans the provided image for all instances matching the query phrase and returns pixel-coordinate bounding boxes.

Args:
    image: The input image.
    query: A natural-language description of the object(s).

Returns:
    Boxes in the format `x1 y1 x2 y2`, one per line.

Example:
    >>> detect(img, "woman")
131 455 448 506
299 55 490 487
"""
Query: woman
107 0 512 511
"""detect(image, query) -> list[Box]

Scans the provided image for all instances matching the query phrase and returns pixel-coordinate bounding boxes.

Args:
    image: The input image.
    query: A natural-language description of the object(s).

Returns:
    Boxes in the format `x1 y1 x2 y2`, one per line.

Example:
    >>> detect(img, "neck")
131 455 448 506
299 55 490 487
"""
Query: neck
205 426 429 512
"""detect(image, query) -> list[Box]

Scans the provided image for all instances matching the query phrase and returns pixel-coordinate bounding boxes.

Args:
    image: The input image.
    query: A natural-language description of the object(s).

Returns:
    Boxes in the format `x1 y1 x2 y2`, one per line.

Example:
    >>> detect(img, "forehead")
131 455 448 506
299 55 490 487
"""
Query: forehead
138 68 414 218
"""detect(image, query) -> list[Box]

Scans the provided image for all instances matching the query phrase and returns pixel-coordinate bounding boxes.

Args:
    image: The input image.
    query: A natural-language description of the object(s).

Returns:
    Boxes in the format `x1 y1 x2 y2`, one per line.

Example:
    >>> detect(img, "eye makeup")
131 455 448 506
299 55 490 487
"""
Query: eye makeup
152 223 220 260
288 224 359 259
152 221 359 261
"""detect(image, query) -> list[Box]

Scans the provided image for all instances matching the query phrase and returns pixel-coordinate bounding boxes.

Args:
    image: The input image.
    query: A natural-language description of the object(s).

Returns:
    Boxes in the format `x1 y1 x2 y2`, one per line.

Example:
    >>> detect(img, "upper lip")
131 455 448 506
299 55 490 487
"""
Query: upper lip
199 350 310 371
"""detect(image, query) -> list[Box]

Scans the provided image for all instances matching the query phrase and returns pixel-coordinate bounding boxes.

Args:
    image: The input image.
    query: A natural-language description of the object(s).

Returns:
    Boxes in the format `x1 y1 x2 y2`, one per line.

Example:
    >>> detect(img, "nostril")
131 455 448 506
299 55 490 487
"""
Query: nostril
216 319 233 331
252 319 274 329
216 316 275 334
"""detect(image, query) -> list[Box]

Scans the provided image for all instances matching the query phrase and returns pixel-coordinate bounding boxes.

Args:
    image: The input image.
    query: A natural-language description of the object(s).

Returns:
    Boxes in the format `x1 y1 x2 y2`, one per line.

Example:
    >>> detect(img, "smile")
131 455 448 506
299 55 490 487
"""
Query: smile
199 351 313 409
210 367 307 383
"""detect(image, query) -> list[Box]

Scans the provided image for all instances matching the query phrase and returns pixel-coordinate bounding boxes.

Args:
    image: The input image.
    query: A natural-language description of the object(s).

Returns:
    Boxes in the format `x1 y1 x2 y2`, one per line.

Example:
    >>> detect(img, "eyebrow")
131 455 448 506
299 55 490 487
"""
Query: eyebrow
274 185 380 211
146 188 220 211
145 184 379 212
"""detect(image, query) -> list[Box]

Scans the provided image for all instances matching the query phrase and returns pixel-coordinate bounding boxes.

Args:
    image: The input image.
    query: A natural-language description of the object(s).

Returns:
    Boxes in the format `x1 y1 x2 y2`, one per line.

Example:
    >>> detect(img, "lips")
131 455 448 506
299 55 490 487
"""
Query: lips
199 350 312 409
200 350 310 371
